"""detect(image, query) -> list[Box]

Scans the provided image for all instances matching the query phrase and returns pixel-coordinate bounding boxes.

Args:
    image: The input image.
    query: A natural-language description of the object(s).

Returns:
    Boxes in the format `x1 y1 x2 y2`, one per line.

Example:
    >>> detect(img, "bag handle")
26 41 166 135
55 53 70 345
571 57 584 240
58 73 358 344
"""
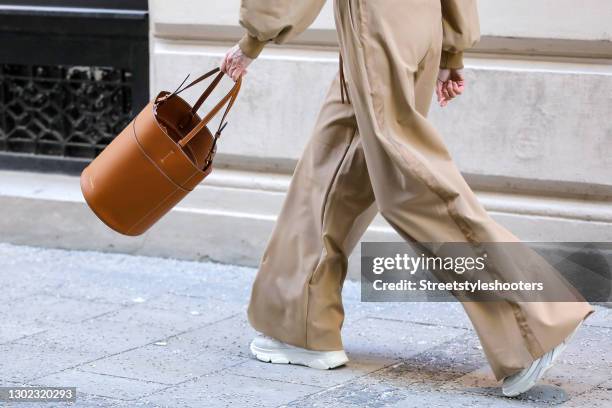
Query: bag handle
174 67 221 96
174 71 225 131
155 67 242 149
189 71 224 116
156 66 228 115
178 76 242 148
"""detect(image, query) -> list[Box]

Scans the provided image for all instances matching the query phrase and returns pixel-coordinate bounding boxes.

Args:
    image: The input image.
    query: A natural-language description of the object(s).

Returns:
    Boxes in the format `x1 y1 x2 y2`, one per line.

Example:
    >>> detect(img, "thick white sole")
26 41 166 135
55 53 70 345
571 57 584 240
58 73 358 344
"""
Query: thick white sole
249 340 348 370
502 353 556 397
502 321 583 397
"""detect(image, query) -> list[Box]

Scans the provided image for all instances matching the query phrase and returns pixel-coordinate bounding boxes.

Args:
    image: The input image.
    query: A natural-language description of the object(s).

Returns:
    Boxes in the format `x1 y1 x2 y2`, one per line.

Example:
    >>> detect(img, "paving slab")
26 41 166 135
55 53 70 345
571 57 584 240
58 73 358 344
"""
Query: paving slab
0 320 48 345
345 301 473 329
0 341 94 382
563 379 612 408
12 318 176 369
227 355 395 389
170 314 259 358
143 373 322 408
341 316 469 360
0 293 120 325
80 336 245 385
32 369 169 401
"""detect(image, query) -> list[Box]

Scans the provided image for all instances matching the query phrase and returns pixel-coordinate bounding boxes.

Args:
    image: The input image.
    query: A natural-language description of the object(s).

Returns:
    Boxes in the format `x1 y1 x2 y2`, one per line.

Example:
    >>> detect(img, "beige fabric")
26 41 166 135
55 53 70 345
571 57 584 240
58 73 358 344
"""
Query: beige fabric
238 0 326 58
440 0 480 68
238 0 478 68
246 0 594 381
248 74 377 351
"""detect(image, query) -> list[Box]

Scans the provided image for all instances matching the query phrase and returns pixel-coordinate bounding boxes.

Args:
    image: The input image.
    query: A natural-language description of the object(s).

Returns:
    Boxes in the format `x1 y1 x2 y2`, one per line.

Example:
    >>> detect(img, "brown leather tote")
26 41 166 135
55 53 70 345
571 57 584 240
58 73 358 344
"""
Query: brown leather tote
80 67 241 236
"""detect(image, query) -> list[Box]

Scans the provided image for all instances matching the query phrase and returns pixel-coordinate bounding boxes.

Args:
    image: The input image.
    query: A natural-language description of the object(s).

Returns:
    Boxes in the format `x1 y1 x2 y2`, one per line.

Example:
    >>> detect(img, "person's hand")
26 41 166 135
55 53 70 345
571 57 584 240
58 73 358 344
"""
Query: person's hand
220 44 252 81
436 68 465 107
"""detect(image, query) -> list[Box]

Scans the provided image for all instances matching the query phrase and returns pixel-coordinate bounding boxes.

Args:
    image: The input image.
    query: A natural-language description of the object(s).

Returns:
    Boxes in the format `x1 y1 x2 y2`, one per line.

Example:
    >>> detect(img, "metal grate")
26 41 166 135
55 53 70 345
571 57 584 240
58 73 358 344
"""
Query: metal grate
0 63 133 159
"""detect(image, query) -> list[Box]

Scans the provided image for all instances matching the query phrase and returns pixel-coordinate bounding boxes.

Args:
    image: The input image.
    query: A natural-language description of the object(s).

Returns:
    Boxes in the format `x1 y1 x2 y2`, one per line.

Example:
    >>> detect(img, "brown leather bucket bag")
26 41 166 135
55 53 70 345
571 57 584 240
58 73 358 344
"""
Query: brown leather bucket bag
80 68 241 236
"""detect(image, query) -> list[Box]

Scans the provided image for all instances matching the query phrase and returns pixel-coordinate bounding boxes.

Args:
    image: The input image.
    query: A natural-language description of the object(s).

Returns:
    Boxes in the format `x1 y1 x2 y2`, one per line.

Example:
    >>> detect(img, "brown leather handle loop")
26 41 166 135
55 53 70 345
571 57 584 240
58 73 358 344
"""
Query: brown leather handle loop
176 71 225 130
175 67 221 96
190 72 224 116
154 67 222 110
178 76 242 148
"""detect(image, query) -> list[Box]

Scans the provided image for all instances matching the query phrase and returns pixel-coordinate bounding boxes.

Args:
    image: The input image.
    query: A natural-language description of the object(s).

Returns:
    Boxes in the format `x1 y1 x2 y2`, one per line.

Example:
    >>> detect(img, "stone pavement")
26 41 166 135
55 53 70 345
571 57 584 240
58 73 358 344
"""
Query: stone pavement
0 242 610 408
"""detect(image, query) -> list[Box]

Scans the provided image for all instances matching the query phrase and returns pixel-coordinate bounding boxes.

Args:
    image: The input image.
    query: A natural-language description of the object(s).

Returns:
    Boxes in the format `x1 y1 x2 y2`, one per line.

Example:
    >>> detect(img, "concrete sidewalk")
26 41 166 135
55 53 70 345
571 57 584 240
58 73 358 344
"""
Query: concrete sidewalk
0 243 610 407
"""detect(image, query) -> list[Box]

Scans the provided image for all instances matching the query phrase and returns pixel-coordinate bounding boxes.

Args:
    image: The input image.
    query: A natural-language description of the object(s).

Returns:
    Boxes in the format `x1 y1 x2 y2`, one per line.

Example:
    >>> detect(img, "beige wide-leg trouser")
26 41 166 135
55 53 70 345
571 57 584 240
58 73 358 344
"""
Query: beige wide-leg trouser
247 0 593 380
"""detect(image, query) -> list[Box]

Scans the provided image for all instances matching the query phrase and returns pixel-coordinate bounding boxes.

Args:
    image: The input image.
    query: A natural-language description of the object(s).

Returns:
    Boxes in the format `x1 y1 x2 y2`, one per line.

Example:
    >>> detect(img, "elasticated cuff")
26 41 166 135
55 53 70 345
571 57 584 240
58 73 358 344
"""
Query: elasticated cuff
238 33 268 59
440 50 464 69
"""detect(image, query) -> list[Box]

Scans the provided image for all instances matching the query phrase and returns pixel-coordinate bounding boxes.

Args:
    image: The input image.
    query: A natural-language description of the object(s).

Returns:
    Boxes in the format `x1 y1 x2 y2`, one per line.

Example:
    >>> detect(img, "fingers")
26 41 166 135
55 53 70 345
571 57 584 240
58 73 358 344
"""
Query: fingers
227 56 242 81
220 53 229 73
437 78 451 107
228 67 237 81
453 81 463 96
436 80 444 104
455 80 465 94
227 56 251 81
220 45 239 74
228 65 246 81
220 44 252 81
437 80 465 107
228 61 245 81
450 80 464 98
229 67 241 81
441 82 451 102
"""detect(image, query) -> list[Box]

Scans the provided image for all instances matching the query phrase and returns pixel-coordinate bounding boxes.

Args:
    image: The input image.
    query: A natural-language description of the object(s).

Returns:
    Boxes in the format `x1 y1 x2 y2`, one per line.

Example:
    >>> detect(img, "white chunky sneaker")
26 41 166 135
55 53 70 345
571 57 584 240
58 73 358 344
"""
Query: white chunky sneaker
249 335 349 370
502 321 583 397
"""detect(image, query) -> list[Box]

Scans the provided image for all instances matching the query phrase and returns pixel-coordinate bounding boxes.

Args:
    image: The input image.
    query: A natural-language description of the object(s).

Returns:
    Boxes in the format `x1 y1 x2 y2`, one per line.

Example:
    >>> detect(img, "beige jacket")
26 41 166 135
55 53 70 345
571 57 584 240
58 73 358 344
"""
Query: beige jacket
238 0 480 69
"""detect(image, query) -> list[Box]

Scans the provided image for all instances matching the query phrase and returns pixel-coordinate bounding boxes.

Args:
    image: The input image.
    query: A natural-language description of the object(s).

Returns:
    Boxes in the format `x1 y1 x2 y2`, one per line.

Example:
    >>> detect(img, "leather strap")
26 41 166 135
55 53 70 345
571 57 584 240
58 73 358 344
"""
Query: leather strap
178 76 242 148
155 66 242 149
176 71 225 130
155 67 221 107
175 67 221 96
190 72 224 116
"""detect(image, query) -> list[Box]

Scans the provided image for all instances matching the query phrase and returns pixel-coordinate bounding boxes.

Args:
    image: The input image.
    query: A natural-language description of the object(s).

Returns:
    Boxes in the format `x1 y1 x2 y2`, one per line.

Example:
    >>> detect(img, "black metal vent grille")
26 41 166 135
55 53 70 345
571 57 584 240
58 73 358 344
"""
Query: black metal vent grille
0 63 133 159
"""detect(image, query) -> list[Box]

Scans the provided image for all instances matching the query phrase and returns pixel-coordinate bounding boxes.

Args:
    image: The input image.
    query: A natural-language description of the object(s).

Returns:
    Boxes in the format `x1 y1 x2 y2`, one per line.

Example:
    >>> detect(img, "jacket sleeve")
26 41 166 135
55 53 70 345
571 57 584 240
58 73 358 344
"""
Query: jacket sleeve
440 0 481 69
238 0 327 59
